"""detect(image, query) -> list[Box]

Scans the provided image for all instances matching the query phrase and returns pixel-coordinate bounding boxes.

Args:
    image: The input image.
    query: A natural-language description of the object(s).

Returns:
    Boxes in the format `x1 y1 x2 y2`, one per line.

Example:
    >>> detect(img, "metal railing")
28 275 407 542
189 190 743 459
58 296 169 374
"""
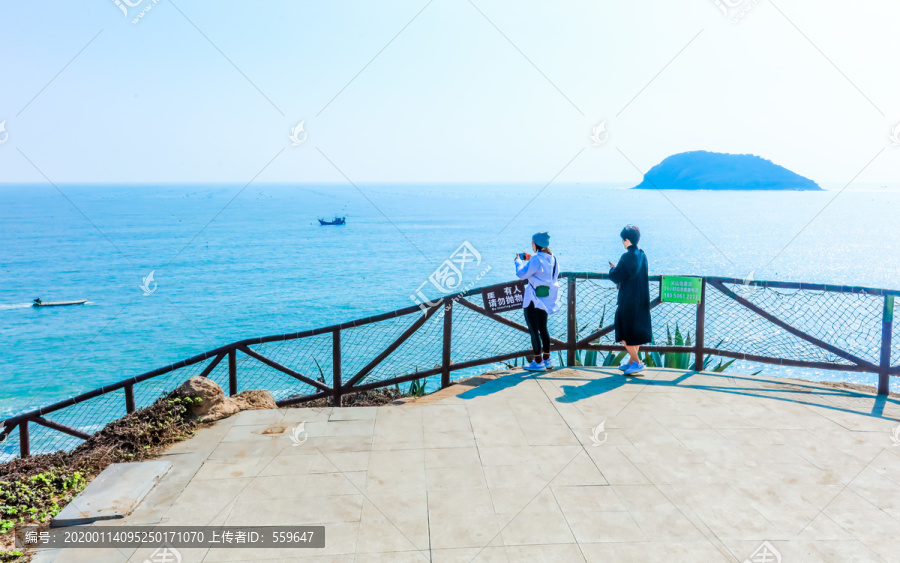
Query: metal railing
1 273 897 459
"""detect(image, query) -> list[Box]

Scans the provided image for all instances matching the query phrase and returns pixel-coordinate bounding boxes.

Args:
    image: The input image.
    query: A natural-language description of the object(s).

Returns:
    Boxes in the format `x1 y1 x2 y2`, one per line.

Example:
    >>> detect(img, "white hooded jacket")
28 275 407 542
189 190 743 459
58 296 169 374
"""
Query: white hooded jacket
514 252 561 314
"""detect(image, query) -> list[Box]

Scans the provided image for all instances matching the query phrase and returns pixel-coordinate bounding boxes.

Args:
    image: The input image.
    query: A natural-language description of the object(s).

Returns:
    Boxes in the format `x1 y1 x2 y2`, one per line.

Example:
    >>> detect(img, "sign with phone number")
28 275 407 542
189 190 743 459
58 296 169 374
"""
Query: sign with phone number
660 276 703 304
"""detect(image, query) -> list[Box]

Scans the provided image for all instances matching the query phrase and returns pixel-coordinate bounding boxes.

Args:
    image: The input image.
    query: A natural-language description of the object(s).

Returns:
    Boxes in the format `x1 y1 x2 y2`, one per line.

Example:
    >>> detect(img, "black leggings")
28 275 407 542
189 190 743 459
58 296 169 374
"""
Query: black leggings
523 304 550 357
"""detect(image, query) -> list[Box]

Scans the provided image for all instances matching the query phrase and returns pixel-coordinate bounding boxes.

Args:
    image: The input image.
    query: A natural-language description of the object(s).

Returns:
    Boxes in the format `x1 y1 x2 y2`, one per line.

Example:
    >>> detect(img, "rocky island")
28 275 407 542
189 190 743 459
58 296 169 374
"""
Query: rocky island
633 150 822 191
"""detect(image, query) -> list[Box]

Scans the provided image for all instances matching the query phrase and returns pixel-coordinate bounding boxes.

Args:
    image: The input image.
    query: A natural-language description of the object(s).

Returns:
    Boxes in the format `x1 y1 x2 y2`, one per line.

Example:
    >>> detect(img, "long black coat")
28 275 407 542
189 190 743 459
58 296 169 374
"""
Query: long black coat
609 246 652 346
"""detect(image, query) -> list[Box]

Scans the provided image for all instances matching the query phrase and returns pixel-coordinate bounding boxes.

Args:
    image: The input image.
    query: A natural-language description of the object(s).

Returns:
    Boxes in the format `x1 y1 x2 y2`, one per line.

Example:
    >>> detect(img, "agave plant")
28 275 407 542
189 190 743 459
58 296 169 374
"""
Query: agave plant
603 350 628 367
312 358 327 385
408 378 427 397
639 324 760 375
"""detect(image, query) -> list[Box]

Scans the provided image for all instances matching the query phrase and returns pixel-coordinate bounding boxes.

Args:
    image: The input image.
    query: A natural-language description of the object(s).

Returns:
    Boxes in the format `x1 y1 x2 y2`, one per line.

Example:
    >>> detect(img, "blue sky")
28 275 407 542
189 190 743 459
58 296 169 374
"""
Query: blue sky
1 0 898 184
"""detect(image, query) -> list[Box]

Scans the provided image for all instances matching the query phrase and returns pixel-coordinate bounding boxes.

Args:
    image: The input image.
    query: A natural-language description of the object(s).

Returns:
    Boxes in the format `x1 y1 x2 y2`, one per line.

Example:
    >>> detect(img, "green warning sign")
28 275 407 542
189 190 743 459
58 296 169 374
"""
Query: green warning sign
661 276 703 304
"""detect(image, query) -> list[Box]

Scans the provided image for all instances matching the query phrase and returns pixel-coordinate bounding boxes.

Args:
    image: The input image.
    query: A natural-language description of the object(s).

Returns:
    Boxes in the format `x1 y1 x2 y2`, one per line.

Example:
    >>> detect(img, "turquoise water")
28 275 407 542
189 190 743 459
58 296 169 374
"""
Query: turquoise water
2 183 899 419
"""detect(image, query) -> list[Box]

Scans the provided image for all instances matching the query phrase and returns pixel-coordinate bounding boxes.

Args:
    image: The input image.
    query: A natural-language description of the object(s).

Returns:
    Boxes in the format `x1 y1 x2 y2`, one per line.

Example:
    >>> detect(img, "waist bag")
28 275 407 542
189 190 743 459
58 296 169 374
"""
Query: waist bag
533 255 558 298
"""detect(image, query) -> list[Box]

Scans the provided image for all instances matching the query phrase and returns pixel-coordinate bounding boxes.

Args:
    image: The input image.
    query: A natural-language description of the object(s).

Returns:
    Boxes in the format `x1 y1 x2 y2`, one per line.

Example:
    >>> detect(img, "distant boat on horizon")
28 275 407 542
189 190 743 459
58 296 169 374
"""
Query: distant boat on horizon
318 216 346 226
33 298 88 308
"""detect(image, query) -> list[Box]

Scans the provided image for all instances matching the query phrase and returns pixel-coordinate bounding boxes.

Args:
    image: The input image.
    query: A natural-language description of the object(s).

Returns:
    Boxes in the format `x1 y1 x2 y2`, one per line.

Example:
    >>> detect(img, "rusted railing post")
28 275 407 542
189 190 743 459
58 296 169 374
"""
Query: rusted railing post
694 279 706 371
20 421 30 458
124 383 135 414
879 295 894 396
228 348 237 396
333 329 342 407
567 276 576 366
441 301 452 388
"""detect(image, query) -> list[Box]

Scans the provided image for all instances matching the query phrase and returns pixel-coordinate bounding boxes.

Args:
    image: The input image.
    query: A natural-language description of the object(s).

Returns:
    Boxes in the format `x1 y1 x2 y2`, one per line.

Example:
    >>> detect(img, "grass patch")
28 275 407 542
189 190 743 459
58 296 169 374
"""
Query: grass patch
0 390 205 560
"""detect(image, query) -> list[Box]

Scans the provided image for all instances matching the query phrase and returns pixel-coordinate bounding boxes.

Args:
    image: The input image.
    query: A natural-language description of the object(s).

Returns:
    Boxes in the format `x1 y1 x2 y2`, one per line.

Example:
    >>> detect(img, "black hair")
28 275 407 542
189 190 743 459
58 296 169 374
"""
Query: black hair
620 225 640 246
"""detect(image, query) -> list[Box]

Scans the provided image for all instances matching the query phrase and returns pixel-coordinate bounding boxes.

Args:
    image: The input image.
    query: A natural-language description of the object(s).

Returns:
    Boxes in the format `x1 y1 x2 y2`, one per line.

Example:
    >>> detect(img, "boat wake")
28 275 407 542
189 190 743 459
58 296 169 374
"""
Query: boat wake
0 303 34 310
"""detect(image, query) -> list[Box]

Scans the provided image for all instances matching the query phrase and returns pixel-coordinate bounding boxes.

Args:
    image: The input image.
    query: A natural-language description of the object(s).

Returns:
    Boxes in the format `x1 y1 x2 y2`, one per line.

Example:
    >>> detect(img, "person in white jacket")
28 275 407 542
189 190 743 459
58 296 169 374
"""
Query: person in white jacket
514 231 560 371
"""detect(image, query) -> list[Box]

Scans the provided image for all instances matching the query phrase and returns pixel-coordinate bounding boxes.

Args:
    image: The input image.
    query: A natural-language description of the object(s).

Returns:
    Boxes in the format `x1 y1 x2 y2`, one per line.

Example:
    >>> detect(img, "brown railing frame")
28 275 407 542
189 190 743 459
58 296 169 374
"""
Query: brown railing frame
2 274 897 458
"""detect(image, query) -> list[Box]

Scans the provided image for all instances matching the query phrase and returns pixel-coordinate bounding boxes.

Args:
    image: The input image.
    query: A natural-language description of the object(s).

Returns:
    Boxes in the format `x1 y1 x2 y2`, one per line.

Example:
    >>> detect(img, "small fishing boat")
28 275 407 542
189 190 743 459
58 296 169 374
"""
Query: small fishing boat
33 298 88 308
318 216 346 226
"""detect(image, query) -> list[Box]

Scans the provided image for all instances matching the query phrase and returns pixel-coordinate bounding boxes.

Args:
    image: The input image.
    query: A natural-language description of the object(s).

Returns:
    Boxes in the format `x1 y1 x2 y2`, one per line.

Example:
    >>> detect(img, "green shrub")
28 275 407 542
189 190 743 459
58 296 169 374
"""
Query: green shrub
0 468 87 531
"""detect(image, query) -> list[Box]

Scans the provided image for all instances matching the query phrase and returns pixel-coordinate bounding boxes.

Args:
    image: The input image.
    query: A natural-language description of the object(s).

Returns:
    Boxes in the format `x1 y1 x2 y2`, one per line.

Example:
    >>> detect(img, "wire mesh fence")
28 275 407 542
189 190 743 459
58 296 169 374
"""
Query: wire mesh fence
342 312 443 387
720 282 883 364
705 286 848 365
241 334 334 400
2 273 897 460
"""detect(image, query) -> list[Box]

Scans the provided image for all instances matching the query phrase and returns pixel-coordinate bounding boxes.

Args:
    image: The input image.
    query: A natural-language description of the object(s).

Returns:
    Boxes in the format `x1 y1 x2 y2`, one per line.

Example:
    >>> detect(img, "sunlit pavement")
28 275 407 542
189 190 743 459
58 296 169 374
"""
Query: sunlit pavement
33 368 900 562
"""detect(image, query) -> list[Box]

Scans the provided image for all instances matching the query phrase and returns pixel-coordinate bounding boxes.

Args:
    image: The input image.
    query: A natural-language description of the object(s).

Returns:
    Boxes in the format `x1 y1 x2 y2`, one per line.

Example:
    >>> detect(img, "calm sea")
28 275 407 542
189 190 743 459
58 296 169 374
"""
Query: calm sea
2 183 899 418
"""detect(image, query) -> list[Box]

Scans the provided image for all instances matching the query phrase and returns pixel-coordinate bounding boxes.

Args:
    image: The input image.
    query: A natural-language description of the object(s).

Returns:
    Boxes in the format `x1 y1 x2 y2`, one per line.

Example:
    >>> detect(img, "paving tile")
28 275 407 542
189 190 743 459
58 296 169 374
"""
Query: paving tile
207 438 285 460
241 472 359 500
426 464 487 490
505 544 585 562
355 499 429 552
430 546 507 562
565 510 645 543
225 495 364 526
257 451 341 476
824 508 900 543
429 488 494 514
330 406 378 420
424 447 480 468
552 485 627 513
423 430 477 448
229 409 286 426
500 506 576 546
428 510 502 549
324 418 376 437
194 456 273 480
581 540 728 562
849 466 900 511
547 451 609 487
281 406 333 423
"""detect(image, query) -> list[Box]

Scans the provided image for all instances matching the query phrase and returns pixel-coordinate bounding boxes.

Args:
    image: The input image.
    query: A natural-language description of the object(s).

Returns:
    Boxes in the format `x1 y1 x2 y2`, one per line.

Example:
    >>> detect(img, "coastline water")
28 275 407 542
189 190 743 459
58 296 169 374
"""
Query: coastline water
2 182 899 418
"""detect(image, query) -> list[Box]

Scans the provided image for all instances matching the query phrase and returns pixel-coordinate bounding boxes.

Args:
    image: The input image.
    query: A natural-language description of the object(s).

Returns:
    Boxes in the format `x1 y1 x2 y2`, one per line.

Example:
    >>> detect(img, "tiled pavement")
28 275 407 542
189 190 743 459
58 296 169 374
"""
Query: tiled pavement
33 367 900 562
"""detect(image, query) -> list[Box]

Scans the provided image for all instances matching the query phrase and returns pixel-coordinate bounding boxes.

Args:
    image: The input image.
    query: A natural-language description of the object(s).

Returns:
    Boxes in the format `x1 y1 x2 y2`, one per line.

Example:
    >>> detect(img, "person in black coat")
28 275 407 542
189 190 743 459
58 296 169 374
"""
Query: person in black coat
608 225 652 375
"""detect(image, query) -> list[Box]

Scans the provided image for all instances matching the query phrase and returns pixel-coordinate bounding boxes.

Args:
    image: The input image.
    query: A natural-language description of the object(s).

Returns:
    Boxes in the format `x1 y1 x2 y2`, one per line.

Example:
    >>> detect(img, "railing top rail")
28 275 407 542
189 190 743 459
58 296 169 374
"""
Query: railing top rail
561 272 900 296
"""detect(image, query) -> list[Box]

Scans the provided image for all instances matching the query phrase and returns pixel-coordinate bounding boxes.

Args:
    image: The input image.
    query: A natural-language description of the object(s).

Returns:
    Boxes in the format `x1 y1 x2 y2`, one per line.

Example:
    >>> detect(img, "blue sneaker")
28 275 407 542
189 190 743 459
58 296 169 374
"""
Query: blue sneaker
619 361 636 371
523 360 544 371
624 362 646 376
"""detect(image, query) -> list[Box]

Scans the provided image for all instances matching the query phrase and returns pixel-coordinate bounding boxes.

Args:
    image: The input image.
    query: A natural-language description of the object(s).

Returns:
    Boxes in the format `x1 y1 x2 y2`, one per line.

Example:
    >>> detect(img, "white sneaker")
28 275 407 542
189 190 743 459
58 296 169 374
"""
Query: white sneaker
523 360 545 371
543 358 554 370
